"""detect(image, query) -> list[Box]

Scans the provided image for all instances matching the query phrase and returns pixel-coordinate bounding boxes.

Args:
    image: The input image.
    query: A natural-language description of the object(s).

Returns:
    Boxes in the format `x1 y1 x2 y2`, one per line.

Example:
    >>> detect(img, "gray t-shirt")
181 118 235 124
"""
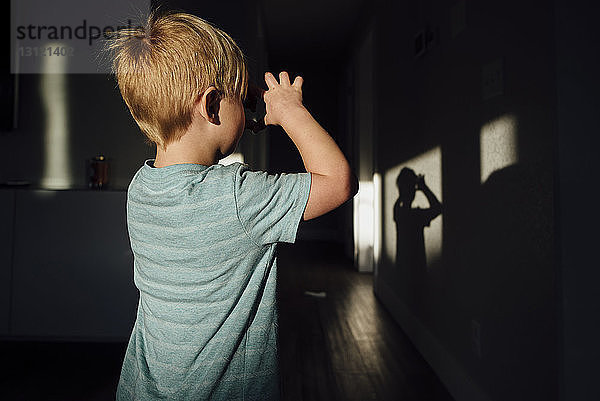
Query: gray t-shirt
116 159 311 400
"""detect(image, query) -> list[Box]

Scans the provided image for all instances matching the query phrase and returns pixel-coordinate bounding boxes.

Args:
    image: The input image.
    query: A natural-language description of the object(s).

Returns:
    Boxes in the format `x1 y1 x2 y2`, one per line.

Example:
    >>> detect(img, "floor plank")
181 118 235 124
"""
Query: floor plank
277 241 455 401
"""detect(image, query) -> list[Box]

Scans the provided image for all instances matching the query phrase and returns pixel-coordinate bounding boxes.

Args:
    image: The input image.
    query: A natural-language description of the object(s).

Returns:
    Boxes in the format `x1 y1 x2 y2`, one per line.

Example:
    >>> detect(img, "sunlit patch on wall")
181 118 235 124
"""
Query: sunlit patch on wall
480 114 518 183
354 180 374 272
219 152 244 166
40 42 72 189
373 172 382 274
384 146 443 269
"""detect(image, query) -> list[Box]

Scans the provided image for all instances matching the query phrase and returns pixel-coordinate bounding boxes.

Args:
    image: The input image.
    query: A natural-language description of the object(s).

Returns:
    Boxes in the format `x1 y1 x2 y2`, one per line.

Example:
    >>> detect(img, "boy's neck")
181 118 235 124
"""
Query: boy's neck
154 150 221 168
154 134 222 168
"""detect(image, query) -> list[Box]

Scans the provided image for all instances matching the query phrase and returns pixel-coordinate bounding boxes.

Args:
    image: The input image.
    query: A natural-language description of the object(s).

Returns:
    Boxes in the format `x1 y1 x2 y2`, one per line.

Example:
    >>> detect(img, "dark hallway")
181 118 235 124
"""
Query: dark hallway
278 242 453 401
1 0 599 400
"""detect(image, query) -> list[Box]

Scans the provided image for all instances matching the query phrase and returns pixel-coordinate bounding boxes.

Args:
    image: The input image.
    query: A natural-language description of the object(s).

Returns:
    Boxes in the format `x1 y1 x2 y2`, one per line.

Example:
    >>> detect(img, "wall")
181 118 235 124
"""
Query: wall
555 1 600 400
0 0 267 189
372 1 558 400
342 22 376 271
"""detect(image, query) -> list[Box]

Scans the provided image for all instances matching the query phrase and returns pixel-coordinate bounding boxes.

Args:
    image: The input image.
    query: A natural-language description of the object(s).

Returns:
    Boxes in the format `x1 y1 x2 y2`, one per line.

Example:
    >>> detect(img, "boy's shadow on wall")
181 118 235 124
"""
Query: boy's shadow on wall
389 160 556 399
393 167 442 309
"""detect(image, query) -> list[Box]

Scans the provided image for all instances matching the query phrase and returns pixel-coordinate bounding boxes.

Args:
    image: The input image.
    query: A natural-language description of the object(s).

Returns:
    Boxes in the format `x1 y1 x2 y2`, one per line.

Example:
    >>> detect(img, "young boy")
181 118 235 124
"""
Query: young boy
108 10 358 400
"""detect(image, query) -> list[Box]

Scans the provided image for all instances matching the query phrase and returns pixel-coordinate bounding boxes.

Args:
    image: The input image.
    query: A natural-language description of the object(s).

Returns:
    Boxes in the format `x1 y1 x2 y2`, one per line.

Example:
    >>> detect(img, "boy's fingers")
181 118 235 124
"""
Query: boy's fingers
279 71 291 86
265 72 278 90
292 75 303 89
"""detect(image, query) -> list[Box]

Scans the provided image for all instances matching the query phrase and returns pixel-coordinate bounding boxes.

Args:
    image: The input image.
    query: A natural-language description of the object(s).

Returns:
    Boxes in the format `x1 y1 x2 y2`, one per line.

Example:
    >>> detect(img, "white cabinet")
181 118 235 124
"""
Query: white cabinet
2 189 138 341
0 190 15 335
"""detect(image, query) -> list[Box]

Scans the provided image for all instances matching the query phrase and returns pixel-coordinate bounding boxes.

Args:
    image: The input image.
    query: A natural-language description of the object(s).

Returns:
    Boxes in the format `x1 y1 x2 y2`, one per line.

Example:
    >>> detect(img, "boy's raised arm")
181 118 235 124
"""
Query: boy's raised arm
263 71 359 221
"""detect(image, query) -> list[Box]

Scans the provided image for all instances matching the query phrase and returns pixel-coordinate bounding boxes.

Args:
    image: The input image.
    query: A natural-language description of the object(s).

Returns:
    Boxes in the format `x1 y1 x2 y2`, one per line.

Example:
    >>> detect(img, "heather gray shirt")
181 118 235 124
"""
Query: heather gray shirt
116 159 311 401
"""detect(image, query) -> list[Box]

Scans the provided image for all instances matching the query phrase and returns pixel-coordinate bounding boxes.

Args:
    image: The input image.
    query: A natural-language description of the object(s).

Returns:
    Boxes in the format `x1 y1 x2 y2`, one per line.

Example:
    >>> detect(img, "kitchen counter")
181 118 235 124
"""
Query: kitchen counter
0 188 137 341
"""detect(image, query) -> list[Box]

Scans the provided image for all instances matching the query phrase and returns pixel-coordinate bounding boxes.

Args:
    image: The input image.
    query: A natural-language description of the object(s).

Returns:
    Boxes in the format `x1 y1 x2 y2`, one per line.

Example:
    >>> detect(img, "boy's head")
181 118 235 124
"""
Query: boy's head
397 167 417 205
106 9 248 152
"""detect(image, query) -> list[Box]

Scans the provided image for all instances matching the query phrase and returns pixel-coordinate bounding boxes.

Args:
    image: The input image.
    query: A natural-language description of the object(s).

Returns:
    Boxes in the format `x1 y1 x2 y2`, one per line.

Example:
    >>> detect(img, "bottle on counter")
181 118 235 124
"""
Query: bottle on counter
87 155 110 189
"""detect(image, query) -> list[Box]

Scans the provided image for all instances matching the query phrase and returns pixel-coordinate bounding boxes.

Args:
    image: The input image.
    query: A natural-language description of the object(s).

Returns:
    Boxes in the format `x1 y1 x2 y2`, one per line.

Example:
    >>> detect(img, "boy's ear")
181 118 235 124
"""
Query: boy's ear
197 86 221 125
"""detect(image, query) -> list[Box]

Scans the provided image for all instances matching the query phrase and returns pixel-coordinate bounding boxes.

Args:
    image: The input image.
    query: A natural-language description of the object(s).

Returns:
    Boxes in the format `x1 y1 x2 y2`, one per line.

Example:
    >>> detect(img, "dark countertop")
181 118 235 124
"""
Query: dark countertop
0 183 127 191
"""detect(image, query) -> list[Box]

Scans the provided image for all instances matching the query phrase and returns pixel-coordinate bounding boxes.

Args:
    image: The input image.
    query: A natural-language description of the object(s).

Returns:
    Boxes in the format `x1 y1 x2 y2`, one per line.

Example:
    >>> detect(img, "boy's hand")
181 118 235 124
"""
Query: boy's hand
263 71 305 127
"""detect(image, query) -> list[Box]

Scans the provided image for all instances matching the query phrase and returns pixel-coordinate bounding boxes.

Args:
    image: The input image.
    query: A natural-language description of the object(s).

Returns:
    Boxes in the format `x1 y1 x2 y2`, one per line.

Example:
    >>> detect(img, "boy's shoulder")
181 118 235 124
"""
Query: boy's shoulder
127 160 287 196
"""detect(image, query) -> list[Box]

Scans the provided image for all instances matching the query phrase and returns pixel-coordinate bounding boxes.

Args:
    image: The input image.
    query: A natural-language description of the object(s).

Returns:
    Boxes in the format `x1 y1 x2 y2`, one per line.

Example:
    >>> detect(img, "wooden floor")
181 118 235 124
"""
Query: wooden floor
0 241 454 401
277 241 454 401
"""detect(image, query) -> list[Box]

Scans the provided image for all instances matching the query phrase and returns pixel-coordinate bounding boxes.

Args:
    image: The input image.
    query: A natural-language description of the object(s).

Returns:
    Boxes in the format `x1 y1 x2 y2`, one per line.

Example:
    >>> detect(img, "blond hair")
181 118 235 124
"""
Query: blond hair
105 9 248 151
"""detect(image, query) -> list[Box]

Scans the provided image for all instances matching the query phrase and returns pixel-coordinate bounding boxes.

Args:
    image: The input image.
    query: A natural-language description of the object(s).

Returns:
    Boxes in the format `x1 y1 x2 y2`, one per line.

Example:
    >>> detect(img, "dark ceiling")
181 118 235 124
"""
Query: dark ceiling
259 0 368 66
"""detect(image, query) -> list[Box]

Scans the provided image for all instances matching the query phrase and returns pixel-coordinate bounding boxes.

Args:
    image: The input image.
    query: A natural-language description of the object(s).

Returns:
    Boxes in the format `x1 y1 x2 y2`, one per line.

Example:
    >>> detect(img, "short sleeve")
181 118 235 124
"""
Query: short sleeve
233 163 312 246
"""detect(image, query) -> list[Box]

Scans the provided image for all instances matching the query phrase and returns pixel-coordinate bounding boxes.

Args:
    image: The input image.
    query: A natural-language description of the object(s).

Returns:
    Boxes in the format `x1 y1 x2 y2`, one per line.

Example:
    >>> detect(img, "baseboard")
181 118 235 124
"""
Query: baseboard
376 279 493 401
